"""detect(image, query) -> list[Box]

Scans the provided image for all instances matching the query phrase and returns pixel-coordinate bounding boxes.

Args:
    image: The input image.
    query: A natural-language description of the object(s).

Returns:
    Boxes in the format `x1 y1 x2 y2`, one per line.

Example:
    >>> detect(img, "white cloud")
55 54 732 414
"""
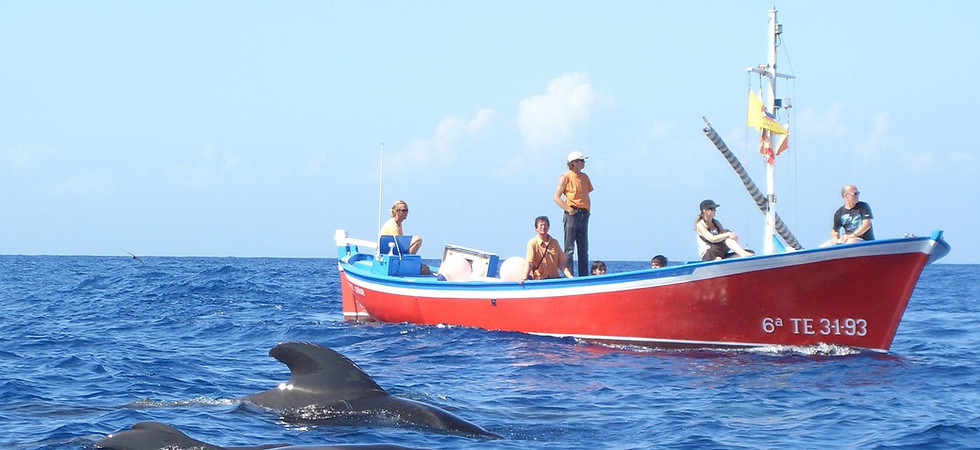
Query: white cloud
168 145 251 189
492 155 527 179
1 143 55 171
385 74 612 176
898 151 935 170
798 103 846 139
304 151 329 175
853 112 892 157
43 171 110 197
202 145 244 173
517 73 613 150
648 120 680 140
950 152 973 164
389 108 497 168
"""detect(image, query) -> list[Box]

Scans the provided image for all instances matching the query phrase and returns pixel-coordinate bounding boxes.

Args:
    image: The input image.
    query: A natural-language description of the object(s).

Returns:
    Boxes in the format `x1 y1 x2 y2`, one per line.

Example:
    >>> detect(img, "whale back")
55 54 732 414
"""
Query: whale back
243 342 499 439
95 422 226 450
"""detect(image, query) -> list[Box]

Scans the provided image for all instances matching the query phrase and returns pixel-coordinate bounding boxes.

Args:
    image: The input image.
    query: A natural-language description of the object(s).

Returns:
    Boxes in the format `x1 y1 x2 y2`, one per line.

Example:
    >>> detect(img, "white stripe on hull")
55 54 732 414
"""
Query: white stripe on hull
342 237 935 300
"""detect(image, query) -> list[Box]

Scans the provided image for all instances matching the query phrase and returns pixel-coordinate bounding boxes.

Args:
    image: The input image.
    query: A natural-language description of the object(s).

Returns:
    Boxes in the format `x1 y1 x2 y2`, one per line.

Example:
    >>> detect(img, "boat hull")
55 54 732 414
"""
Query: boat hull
338 233 949 352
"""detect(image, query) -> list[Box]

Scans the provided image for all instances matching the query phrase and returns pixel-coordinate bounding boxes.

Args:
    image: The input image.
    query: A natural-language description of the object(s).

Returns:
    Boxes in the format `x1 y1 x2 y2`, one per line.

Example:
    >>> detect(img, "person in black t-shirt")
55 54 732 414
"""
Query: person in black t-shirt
820 184 875 247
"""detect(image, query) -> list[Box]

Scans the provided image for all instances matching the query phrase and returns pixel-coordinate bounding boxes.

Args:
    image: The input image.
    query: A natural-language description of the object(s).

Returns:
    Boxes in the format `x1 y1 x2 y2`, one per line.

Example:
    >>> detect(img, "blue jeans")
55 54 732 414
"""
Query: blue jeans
563 208 590 277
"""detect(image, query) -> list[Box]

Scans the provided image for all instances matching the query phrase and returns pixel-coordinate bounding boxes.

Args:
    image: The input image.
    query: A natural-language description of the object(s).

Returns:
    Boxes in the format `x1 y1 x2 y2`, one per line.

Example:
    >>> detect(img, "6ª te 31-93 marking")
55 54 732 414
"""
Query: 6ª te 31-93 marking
762 317 868 336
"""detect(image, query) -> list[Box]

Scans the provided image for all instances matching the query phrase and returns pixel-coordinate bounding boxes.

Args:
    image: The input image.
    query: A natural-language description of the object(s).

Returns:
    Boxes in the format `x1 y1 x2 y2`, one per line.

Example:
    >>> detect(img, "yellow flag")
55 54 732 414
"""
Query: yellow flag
746 90 787 135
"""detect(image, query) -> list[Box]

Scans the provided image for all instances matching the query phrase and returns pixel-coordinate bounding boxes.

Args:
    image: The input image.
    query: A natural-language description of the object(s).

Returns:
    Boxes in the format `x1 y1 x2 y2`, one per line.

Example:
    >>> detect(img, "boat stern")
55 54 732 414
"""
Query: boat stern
338 268 369 322
336 229 376 322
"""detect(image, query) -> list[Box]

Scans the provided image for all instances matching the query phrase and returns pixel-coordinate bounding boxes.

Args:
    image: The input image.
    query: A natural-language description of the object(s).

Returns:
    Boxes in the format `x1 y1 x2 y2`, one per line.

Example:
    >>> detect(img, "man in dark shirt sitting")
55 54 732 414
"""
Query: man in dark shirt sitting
820 184 874 247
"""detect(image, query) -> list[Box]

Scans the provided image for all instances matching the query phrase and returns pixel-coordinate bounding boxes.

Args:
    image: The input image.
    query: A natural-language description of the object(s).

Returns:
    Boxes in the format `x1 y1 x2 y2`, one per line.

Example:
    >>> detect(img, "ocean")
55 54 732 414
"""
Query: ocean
1 256 977 449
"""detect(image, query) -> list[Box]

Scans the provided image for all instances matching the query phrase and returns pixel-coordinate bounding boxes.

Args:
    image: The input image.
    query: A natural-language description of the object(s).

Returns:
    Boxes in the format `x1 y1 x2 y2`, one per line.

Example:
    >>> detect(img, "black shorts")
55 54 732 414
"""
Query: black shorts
702 243 733 261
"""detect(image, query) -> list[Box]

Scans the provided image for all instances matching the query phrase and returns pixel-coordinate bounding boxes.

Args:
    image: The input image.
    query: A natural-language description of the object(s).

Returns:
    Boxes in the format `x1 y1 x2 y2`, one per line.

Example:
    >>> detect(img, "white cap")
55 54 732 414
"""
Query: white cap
567 151 588 162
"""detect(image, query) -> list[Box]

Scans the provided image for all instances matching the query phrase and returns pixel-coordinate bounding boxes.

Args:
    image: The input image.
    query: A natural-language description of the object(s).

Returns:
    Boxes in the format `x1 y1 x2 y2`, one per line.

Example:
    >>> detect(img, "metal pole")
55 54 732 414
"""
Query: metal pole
378 143 384 234
763 8 779 255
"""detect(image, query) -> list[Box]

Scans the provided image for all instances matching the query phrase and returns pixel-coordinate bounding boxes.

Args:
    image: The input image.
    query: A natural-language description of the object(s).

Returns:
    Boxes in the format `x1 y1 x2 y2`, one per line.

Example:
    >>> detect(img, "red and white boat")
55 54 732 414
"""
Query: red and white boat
335 9 951 353
337 232 948 353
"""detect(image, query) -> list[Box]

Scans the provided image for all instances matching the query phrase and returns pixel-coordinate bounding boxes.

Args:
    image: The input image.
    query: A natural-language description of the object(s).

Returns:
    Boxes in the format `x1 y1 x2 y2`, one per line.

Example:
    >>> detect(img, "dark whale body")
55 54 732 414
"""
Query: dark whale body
95 421 417 450
244 341 500 439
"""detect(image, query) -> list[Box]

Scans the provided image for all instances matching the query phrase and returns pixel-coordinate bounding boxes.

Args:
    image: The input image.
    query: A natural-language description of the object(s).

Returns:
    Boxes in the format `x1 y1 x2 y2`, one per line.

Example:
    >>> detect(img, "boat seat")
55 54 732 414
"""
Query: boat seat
379 235 414 256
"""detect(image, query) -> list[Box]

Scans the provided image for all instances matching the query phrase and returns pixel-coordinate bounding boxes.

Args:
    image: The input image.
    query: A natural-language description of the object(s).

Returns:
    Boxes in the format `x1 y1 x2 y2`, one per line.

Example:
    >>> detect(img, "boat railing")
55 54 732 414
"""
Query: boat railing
335 229 378 255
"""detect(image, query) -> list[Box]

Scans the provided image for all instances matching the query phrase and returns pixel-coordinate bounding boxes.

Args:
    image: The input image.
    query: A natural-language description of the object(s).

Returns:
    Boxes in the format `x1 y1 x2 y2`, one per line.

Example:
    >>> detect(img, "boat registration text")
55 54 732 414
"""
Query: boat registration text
762 317 869 336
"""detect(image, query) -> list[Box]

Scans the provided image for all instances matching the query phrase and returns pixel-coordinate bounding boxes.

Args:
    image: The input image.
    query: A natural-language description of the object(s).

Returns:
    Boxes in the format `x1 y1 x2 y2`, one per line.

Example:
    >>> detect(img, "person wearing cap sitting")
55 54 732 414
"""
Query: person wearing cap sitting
694 199 755 261
819 184 874 247
553 150 594 277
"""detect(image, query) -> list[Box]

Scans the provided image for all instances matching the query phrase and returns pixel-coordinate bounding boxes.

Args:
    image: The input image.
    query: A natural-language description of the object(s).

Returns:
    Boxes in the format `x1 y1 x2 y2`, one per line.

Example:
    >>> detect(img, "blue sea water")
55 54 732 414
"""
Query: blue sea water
1 256 978 449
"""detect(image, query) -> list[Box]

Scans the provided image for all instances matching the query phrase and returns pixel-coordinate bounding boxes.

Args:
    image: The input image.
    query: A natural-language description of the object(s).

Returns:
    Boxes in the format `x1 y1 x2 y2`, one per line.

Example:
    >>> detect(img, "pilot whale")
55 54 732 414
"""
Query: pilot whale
95 421 417 449
243 341 500 439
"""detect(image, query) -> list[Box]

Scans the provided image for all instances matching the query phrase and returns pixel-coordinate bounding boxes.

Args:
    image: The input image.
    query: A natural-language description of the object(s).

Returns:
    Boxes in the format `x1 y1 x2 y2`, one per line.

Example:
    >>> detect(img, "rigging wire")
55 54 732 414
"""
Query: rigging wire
790 77 798 231
778 34 799 233
743 71 754 231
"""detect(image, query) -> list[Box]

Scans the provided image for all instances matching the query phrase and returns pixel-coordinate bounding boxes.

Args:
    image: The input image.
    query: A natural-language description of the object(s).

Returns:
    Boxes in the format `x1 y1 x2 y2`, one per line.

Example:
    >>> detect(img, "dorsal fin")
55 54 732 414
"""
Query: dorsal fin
269 341 385 396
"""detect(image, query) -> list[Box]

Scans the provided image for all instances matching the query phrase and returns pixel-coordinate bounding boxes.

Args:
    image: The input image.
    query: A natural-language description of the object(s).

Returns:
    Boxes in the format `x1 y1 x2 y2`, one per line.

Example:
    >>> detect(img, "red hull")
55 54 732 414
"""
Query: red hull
338 234 949 352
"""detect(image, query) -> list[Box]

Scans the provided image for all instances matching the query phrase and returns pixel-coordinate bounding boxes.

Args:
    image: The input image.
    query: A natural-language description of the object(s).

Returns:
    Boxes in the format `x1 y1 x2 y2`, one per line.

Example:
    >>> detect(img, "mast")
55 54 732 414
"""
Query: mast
763 9 778 255
748 8 793 254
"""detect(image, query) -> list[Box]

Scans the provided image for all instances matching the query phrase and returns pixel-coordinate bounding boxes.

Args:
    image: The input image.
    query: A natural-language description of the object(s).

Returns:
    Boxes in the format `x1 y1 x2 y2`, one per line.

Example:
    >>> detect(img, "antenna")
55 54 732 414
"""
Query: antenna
377 142 384 234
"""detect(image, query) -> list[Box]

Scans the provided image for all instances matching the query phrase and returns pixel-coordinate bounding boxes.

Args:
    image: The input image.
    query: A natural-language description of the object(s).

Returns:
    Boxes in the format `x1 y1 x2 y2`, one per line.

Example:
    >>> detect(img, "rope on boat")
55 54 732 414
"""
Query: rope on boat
702 118 804 250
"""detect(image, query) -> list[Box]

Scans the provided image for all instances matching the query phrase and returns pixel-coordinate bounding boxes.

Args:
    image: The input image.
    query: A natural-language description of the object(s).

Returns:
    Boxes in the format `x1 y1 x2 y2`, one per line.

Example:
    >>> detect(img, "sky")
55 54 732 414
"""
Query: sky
1 1 977 263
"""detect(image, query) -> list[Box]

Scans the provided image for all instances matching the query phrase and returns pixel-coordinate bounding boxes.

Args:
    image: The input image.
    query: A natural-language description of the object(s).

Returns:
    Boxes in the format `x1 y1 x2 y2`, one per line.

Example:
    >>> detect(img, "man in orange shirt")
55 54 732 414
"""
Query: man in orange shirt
526 216 572 280
553 151 594 276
